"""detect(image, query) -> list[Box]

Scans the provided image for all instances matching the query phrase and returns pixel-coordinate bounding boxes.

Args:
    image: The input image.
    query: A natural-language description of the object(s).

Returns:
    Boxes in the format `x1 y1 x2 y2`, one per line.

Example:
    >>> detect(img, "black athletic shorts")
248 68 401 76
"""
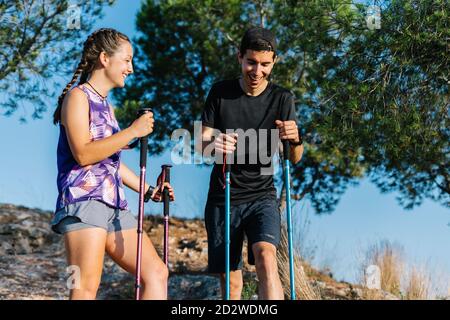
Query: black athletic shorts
204 194 281 273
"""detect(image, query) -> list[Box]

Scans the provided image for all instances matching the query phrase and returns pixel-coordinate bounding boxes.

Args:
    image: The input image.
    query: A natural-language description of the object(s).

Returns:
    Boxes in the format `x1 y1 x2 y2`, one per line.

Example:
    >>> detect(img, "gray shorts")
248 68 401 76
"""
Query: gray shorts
51 200 137 234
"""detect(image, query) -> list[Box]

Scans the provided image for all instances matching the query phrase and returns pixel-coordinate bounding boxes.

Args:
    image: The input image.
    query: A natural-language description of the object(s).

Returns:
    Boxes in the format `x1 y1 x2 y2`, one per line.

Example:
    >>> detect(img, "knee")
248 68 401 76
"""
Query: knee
158 263 169 282
254 248 277 274
142 262 168 287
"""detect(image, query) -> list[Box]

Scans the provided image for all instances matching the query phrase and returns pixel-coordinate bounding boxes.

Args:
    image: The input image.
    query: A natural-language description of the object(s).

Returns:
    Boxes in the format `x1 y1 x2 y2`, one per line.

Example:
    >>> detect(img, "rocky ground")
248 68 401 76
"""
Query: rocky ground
0 203 400 300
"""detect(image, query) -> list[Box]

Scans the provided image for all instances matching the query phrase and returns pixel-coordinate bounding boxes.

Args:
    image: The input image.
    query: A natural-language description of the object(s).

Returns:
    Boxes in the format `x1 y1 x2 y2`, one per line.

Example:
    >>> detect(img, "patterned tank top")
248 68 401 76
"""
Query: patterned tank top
55 85 128 212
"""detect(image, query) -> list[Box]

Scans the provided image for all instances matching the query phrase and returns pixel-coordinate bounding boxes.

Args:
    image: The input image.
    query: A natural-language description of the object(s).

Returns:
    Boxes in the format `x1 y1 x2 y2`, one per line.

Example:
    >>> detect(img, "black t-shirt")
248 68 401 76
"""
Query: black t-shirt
201 78 298 206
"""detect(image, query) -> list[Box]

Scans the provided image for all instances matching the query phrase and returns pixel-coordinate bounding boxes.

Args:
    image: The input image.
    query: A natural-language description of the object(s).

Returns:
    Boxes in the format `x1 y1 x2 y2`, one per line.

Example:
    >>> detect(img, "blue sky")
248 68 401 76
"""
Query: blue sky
0 0 448 292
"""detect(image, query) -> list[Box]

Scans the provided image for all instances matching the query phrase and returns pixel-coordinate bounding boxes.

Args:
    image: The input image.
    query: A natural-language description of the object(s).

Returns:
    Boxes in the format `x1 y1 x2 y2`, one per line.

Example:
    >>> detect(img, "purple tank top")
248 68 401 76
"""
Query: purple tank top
55 85 128 212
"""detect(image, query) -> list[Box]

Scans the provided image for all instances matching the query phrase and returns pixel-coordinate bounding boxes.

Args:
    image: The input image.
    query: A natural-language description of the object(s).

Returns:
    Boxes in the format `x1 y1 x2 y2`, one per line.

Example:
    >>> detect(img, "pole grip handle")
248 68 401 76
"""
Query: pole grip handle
283 140 290 160
163 189 169 216
162 164 172 215
137 107 153 167
140 136 148 167
163 165 171 183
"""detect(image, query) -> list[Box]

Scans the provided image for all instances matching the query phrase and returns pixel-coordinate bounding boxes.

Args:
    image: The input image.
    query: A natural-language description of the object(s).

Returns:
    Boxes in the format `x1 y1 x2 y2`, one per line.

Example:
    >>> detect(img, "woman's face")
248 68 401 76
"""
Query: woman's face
104 40 134 88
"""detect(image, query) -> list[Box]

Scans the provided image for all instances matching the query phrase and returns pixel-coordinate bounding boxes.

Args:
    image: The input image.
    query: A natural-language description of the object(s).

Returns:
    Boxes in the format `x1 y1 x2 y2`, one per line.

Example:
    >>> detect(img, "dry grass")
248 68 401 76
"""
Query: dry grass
403 266 431 300
277 223 321 300
359 240 404 298
358 240 441 300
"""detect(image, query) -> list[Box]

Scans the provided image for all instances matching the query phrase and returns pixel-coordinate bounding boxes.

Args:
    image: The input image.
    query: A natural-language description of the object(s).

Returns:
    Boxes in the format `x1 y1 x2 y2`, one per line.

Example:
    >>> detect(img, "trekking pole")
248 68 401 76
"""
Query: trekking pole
134 107 153 300
224 157 231 300
161 164 172 266
282 140 296 300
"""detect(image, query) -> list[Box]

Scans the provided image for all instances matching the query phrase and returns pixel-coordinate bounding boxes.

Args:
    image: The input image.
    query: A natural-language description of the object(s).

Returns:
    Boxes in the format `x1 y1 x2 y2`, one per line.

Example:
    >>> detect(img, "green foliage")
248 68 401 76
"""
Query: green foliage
0 0 114 120
117 0 449 213
241 275 258 300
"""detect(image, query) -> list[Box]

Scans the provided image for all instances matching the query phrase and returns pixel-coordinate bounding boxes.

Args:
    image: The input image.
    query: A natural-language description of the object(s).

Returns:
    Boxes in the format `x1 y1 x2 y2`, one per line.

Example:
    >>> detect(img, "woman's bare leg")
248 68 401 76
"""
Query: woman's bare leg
105 229 168 299
64 227 107 300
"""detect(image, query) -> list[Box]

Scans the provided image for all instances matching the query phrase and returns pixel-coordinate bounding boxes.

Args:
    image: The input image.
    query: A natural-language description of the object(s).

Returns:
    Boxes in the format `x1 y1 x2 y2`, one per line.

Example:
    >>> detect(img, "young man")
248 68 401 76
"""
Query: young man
201 27 304 300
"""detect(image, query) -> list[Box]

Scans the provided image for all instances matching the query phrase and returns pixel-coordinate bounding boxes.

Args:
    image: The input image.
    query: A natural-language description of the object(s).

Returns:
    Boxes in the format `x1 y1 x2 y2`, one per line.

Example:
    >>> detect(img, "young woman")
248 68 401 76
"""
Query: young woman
52 28 174 300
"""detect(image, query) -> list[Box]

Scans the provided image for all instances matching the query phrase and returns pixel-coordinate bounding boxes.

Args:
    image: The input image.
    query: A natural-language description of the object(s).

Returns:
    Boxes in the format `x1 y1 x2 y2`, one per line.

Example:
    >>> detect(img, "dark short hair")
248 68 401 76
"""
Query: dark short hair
239 27 277 58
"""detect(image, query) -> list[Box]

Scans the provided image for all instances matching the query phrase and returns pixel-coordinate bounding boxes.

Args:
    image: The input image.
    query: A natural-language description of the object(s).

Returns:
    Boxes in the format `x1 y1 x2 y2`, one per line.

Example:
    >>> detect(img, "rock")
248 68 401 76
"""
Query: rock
15 236 33 254
168 274 221 300
0 203 408 301
0 241 14 255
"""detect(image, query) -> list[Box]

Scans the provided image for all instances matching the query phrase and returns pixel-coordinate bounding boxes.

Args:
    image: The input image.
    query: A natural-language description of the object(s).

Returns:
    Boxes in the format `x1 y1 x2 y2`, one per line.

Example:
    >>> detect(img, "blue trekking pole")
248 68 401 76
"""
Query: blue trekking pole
224 158 231 300
282 140 296 300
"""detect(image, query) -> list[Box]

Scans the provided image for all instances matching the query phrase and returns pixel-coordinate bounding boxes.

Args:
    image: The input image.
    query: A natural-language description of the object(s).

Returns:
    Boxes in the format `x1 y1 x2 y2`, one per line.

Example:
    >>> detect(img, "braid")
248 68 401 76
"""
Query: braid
53 58 86 125
53 28 130 125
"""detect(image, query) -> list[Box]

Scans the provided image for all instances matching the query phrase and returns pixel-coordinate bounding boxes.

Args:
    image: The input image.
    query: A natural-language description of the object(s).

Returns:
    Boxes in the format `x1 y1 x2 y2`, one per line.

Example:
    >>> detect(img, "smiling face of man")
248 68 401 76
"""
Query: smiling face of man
238 49 276 94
